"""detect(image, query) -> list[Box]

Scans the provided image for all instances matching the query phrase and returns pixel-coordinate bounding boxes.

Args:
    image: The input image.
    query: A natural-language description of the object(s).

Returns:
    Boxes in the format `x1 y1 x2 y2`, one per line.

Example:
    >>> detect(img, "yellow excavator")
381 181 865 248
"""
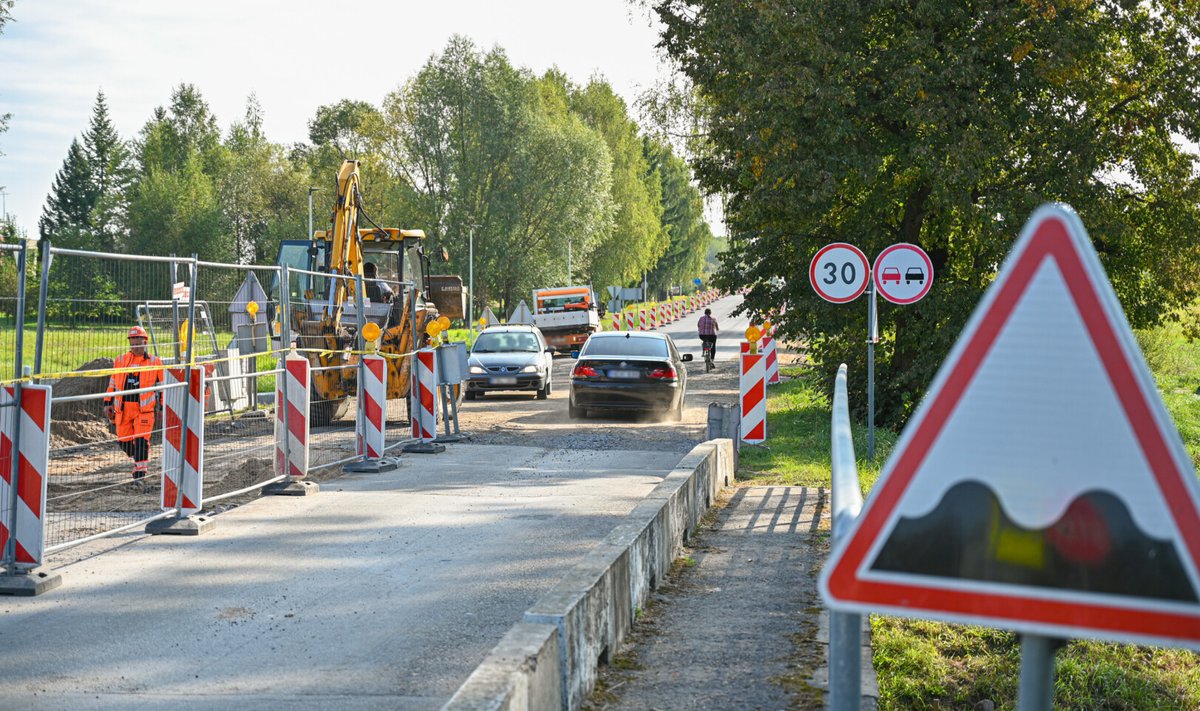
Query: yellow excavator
276 160 438 425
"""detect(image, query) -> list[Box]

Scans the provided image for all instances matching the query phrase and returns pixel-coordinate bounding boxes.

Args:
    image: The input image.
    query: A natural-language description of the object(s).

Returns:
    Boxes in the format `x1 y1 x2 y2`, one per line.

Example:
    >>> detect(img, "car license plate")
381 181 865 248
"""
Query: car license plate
609 369 640 379
491 376 517 385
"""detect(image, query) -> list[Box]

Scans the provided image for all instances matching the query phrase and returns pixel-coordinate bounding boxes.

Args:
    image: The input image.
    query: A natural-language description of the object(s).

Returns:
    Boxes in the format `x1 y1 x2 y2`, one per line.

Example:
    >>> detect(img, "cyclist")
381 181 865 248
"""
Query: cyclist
697 308 719 368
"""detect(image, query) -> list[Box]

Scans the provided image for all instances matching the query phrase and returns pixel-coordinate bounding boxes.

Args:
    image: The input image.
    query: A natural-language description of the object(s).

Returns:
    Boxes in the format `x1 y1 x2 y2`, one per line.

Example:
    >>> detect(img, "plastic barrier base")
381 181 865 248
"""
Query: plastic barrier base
403 441 446 454
0 568 62 597
264 480 320 496
344 457 400 474
145 515 216 536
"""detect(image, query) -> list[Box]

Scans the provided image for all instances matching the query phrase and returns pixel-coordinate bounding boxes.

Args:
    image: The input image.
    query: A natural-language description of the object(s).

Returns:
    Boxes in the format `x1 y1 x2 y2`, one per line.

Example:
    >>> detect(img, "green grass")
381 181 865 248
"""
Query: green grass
742 319 1200 711
737 366 897 490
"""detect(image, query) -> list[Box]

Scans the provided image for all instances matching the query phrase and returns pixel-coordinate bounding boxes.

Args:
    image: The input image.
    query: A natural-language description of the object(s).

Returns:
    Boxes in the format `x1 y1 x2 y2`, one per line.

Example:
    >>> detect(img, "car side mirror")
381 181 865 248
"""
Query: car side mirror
681 353 694 362
570 350 580 359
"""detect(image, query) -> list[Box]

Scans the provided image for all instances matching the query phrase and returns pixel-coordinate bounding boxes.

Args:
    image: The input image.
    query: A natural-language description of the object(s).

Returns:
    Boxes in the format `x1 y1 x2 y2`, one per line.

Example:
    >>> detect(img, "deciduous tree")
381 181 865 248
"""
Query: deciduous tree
657 0 1200 424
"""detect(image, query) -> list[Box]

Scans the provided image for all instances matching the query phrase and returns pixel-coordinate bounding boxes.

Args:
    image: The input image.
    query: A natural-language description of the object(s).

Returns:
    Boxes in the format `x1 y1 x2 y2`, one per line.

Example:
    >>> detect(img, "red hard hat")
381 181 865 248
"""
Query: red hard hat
127 326 148 340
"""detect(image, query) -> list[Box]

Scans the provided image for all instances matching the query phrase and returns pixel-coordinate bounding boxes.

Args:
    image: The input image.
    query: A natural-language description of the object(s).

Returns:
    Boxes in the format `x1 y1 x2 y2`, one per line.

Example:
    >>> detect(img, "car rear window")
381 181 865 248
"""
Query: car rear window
581 336 668 358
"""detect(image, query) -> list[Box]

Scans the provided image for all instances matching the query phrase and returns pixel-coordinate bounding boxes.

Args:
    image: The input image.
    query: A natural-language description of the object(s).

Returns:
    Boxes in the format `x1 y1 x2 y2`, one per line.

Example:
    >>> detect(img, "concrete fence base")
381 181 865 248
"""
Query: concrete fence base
445 439 736 711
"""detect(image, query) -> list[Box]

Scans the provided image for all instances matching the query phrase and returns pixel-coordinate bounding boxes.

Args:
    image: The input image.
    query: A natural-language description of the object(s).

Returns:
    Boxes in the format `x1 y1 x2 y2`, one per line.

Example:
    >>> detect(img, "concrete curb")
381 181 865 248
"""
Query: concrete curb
444 438 736 711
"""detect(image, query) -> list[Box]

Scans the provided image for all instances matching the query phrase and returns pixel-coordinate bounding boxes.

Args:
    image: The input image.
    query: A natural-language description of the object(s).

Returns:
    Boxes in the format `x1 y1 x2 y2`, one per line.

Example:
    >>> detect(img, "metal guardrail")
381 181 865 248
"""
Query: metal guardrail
829 363 864 711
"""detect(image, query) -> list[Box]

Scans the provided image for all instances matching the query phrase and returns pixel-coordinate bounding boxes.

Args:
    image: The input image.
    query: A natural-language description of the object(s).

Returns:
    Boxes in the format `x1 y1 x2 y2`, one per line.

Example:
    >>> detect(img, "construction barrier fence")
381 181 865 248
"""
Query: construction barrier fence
0 240 430 569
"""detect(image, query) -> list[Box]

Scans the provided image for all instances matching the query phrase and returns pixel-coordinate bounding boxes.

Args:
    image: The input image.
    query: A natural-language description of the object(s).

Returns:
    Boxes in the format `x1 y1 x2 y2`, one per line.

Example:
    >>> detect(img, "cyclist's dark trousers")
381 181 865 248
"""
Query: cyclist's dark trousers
700 335 717 354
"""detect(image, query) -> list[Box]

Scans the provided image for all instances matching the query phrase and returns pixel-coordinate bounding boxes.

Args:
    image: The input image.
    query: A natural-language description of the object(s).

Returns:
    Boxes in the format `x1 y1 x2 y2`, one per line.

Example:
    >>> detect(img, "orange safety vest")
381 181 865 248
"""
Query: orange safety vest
105 352 164 442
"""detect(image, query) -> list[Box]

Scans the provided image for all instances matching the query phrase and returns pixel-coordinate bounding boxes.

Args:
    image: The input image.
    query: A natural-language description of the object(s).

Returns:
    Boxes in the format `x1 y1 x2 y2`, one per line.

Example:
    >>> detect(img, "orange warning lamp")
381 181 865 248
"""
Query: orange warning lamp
361 322 382 342
436 316 451 331
425 321 443 339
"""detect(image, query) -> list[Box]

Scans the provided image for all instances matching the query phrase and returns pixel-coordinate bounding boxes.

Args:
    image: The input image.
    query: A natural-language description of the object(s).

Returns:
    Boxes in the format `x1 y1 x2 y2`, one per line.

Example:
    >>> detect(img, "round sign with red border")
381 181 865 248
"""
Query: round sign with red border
809 242 870 303
873 243 934 304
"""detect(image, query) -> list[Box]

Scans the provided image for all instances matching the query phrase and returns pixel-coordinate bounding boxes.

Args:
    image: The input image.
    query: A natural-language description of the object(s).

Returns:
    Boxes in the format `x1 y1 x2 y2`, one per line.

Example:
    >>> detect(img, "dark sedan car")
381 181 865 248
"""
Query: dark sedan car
568 331 692 420
465 325 554 399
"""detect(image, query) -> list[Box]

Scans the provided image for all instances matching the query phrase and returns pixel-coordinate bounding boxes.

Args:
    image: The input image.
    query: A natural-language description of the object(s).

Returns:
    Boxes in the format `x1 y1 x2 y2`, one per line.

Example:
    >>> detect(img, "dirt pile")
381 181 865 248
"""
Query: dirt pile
49 358 114 448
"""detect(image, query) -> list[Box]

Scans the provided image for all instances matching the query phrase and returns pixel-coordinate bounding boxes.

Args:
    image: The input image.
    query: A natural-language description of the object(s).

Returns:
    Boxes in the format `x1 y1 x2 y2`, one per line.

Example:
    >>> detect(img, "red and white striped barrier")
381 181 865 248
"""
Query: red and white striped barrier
162 367 204 515
611 313 621 331
625 309 635 331
358 355 387 459
740 350 767 444
639 308 648 331
412 348 438 442
0 384 51 569
675 300 683 320
275 355 310 479
763 336 780 385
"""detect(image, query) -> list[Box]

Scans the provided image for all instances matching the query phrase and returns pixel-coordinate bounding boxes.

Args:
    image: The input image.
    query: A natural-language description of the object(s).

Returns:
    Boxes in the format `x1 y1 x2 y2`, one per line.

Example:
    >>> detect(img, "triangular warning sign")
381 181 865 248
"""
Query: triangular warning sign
480 306 501 328
820 204 1200 647
509 300 535 325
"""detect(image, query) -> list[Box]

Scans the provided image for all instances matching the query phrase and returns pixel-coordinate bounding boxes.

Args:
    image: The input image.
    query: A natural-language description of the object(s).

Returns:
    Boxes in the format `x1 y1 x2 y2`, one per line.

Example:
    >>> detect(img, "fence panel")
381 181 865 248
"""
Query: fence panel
192 261 285 504
0 242 30 382
37 248 193 550
284 267 363 473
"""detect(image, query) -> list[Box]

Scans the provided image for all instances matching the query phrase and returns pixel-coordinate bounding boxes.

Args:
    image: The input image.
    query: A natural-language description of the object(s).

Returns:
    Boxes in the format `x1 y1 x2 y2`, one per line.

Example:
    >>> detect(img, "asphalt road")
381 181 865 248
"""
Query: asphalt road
0 295 750 710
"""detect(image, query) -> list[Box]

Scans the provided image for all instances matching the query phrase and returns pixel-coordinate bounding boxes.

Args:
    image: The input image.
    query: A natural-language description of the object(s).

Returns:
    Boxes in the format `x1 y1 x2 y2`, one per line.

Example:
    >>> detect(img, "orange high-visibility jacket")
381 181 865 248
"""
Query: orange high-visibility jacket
105 352 164 442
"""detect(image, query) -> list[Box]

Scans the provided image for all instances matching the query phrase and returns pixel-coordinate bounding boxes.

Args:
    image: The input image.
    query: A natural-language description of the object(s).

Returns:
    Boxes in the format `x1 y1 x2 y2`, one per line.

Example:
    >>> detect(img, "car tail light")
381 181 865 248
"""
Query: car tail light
573 364 599 378
648 366 677 380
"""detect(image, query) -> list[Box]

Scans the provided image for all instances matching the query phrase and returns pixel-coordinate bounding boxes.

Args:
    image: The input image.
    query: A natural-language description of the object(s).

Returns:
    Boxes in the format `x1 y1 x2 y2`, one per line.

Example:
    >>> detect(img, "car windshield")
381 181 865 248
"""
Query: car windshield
581 336 669 358
473 332 539 353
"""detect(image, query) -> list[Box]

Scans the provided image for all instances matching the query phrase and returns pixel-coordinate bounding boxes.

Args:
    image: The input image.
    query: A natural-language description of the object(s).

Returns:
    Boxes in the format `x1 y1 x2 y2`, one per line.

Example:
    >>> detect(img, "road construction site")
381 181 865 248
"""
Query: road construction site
0 295 874 710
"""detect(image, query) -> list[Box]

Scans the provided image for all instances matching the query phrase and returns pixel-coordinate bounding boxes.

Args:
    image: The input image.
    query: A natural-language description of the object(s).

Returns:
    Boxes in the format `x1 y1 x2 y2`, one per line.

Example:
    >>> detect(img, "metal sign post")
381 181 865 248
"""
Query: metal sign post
866 281 876 461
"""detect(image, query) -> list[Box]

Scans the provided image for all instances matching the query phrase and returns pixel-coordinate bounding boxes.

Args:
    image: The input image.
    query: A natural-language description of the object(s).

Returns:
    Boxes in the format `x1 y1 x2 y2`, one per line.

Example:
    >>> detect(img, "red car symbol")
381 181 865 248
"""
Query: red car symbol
881 267 901 284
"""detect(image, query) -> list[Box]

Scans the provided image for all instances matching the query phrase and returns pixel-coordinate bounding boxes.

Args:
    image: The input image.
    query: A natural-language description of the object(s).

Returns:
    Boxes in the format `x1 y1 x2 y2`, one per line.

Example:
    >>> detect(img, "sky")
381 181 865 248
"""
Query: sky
0 1 677 237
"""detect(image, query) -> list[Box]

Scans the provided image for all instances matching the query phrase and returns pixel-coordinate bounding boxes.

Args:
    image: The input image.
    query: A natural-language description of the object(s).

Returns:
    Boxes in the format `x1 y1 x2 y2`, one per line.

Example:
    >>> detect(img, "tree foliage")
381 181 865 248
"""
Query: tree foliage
644 136 713 295
656 0 1200 425
129 84 230 262
568 79 666 288
381 37 614 313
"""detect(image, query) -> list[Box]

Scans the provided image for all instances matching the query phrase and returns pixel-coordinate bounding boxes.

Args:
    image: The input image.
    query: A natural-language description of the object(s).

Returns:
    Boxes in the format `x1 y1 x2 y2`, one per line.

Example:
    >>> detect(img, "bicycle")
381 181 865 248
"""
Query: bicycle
702 338 716 373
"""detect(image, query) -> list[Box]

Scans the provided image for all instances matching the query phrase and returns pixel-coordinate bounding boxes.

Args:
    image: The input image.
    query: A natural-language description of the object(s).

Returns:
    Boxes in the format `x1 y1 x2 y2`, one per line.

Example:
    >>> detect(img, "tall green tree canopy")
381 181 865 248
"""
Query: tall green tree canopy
644 136 713 294
129 84 230 261
657 0 1200 424
567 78 666 288
381 36 614 312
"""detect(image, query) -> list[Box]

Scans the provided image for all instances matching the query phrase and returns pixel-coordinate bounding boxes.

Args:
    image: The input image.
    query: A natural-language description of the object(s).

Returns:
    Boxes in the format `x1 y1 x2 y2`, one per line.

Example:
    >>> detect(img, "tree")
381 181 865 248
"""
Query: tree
38 139 96 244
381 37 615 314
567 78 666 290
656 0 1200 425
643 136 713 295
83 90 133 253
222 95 309 264
129 84 230 262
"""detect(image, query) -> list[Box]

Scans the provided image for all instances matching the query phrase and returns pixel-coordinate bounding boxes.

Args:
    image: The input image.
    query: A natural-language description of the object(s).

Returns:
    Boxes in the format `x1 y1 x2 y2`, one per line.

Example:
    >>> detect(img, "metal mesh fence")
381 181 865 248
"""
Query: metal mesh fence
37 249 193 549
284 266 363 473
192 261 284 503
0 243 30 382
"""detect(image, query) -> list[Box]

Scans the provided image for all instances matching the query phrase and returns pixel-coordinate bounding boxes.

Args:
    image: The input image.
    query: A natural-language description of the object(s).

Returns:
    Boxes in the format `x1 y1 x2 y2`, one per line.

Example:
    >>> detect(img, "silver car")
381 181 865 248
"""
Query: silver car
464 325 554 400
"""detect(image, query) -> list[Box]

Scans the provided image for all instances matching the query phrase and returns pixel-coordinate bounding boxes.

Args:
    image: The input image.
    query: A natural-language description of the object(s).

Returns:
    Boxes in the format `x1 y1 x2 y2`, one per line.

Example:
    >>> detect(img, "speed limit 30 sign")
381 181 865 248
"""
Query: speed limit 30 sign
809 243 870 303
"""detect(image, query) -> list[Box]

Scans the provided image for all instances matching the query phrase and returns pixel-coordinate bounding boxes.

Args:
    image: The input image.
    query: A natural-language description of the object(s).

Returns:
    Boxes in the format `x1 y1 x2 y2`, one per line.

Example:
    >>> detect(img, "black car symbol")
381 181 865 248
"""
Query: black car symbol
905 267 925 285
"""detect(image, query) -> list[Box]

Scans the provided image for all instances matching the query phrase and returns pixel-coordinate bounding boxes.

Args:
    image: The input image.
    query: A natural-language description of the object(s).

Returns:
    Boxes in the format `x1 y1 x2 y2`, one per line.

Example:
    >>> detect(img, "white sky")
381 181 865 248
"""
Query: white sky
0 1 679 236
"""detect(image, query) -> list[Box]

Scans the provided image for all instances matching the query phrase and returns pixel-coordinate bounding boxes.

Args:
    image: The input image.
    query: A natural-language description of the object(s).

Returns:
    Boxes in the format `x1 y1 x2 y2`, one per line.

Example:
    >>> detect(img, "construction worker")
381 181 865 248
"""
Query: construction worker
103 326 164 481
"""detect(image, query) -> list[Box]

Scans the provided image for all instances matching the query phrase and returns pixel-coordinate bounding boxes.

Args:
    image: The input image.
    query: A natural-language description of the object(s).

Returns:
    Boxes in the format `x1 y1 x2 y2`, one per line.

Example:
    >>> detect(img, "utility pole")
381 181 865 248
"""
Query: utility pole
567 238 572 282
468 223 480 339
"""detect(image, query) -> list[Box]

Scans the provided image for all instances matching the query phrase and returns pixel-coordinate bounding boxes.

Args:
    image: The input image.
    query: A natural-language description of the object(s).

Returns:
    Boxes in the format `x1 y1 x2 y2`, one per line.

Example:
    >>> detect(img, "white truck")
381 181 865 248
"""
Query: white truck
532 285 601 353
